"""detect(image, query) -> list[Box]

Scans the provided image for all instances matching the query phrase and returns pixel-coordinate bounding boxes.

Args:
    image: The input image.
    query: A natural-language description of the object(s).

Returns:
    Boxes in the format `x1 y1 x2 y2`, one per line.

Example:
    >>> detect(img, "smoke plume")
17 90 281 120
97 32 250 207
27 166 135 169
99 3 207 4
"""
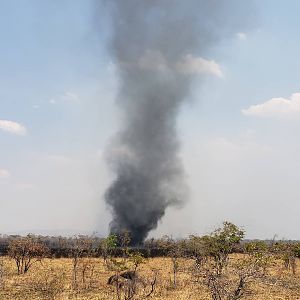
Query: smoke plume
104 0 251 245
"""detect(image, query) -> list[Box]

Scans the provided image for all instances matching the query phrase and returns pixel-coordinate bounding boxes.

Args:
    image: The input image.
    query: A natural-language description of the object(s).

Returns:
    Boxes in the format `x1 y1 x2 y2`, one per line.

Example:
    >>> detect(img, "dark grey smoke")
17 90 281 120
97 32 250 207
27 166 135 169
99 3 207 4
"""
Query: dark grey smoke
104 0 253 245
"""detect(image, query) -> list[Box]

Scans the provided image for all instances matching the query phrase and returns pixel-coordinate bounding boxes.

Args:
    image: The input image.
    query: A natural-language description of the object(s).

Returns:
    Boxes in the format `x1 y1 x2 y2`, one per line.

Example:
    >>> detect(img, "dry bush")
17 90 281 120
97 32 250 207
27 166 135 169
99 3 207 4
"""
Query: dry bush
193 252 270 300
8 236 50 275
189 224 271 300
68 237 98 291
27 266 66 300
0 258 5 289
73 257 97 290
154 236 184 289
271 242 297 275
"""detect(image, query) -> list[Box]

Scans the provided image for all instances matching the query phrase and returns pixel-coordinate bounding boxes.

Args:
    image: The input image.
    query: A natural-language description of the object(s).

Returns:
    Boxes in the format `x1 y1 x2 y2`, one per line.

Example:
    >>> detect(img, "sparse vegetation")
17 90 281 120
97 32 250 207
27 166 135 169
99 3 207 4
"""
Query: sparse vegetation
0 257 5 289
0 223 299 299
8 236 50 275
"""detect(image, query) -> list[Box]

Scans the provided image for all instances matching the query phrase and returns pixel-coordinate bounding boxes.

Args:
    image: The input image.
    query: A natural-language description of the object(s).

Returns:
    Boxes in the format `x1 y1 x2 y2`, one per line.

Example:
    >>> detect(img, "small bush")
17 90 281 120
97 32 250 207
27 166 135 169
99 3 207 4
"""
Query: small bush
8 236 50 274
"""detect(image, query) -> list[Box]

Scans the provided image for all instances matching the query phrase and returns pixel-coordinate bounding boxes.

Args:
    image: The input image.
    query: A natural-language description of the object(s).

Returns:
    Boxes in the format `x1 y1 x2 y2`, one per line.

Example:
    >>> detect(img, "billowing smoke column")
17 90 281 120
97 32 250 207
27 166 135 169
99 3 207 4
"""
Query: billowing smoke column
104 0 250 245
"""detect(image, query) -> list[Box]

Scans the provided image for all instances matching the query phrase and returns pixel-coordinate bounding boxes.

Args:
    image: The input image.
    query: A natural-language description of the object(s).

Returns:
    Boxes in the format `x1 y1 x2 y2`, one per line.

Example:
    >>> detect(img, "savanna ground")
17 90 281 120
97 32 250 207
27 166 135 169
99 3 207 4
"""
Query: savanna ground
0 255 300 300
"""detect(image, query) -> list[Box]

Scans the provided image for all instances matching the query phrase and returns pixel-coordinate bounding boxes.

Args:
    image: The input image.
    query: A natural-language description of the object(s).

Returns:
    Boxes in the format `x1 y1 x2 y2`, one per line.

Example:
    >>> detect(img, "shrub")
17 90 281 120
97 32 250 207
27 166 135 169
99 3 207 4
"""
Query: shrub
8 236 50 275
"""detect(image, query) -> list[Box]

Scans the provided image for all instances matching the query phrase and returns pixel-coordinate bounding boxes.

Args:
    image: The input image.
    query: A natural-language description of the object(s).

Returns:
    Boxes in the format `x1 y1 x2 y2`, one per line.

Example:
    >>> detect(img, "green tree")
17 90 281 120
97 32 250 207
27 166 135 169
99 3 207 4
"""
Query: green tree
99 234 118 269
190 223 270 300
202 221 245 275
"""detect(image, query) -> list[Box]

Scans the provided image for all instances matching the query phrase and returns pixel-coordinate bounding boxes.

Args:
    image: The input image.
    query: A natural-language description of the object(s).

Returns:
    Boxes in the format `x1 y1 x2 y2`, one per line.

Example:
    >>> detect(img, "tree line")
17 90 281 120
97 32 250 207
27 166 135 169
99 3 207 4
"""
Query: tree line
1 222 300 299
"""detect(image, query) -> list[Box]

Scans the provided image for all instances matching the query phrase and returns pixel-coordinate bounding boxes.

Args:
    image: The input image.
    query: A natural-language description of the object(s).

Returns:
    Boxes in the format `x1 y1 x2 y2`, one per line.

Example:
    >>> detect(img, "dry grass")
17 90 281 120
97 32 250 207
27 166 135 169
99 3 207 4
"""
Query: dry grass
0 255 299 299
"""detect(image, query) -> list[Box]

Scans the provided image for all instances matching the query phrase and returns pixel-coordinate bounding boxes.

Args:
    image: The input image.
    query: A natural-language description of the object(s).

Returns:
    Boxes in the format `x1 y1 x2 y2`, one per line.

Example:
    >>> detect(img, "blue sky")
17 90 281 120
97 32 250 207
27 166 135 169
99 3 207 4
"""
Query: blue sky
1 1 300 239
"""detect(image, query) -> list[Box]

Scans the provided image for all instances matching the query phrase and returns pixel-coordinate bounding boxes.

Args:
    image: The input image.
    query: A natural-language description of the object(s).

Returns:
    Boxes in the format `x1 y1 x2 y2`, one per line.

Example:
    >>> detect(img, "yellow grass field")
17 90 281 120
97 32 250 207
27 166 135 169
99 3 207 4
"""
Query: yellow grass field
0 255 300 300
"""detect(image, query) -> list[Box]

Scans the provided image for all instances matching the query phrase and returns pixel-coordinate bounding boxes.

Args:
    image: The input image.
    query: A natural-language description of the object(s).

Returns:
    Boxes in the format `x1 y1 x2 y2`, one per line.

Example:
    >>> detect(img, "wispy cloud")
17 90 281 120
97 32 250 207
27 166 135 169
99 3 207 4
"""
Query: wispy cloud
61 92 79 102
138 50 222 77
242 93 300 120
236 32 247 41
49 91 79 105
175 54 223 77
0 169 10 179
0 120 27 135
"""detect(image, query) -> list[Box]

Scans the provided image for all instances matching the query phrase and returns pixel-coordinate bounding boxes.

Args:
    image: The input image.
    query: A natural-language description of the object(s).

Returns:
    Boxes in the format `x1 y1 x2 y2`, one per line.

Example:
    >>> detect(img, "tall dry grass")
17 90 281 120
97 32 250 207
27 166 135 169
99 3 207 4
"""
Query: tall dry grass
0 255 299 300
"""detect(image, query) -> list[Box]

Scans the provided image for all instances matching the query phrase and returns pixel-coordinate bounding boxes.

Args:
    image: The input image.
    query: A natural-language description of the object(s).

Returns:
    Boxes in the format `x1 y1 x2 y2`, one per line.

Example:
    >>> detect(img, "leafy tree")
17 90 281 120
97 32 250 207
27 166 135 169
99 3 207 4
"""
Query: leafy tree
99 234 118 269
190 223 270 300
271 242 297 275
202 221 245 275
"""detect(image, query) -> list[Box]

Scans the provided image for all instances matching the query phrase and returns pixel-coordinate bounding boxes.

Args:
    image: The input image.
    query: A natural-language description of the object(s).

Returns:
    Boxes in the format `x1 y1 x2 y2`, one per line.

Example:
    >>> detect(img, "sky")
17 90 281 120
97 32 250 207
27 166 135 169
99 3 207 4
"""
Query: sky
1 0 300 240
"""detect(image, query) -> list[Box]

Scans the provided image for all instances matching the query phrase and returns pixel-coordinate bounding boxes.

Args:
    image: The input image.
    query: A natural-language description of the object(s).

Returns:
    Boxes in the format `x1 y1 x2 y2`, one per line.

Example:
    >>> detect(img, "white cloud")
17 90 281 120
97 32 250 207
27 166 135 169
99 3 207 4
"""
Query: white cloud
242 93 300 120
138 50 222 77
175 54 223 77
0 120 27 135
236 32 247 41
0 169 10 179
49 92 79 105
61 92 79 102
